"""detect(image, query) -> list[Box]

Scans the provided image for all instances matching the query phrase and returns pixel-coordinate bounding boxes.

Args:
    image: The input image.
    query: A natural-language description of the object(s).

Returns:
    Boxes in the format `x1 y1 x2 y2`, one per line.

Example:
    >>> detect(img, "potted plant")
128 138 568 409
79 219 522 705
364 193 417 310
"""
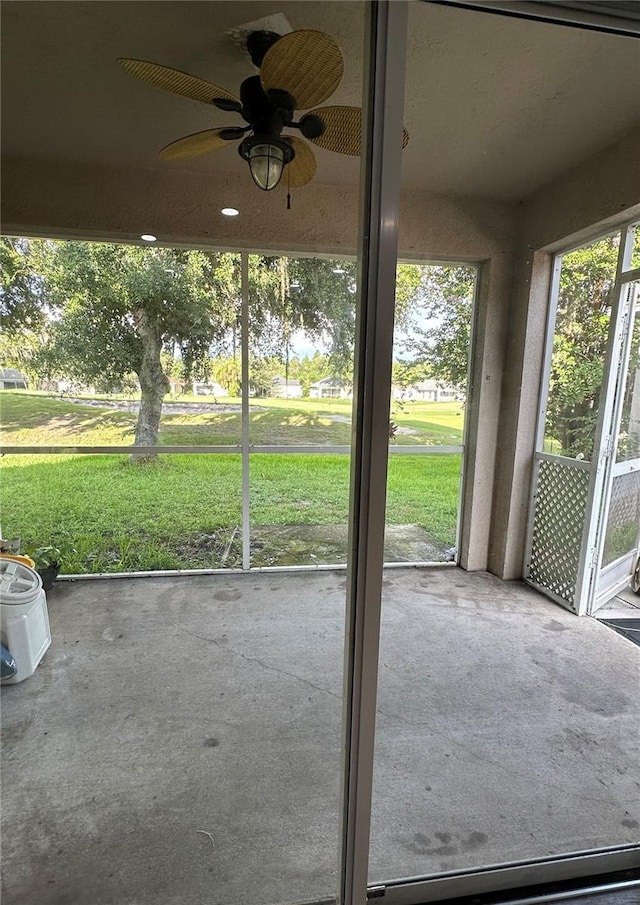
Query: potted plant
32 546 62 591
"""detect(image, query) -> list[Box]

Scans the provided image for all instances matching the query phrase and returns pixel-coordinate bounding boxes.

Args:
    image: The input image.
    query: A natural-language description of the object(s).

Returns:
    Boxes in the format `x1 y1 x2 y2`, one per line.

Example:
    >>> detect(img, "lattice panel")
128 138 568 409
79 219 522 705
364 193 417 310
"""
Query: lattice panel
527 460 590 610
602 470 640 567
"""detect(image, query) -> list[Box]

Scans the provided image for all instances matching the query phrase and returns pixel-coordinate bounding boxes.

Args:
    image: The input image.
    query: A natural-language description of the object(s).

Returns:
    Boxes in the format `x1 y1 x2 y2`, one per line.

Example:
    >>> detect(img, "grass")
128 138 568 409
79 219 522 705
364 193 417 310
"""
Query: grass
0 393 463 572
1 455 243 572
0 391 464 447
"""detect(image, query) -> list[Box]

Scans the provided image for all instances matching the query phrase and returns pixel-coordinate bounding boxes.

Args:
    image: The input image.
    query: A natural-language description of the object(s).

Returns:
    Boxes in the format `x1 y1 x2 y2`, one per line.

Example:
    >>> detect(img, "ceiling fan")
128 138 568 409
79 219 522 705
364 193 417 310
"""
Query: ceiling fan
118 28 409 194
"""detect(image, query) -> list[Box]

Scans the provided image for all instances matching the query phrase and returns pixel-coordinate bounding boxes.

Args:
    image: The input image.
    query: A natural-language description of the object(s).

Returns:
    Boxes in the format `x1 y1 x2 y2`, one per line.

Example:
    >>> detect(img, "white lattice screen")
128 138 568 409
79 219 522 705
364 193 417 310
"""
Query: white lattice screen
527 458 591 611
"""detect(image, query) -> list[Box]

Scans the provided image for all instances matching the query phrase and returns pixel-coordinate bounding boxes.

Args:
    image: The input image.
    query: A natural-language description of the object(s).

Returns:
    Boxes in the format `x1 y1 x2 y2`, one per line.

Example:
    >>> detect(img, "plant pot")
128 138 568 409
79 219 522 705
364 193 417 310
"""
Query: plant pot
38 565 60 592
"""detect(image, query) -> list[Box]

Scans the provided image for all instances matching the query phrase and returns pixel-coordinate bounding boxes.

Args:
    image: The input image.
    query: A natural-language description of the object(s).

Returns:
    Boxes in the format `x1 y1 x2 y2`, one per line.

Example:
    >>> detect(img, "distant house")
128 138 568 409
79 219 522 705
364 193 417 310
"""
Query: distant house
309 377 350 399
167 377 189 395
272 376 303 399
48 378 98 395
192 381 228 398
392 379 460 402
0 368 28 390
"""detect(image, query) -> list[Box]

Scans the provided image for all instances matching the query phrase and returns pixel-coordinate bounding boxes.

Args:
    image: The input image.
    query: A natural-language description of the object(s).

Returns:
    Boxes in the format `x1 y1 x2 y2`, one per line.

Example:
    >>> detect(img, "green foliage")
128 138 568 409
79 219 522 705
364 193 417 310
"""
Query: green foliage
0 238 59 387
405 265 476 391
603 521 639 566
212 356 241 397
43 242 239 389
248 256 358 383
160 351 186 382
617 315 640 459
248 352 337 397
1 241 386 444
395 264 427 327
0 238 49 333
31 545 62 568
248 355 282 396
3 241 477 451
0 326 55 390
392 359 430 390
545 235 619 456
290 352 333 395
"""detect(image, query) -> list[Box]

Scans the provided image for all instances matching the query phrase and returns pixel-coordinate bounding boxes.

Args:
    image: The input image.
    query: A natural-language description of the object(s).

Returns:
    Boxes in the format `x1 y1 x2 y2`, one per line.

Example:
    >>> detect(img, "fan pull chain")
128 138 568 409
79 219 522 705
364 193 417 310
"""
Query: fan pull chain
287 166 291 210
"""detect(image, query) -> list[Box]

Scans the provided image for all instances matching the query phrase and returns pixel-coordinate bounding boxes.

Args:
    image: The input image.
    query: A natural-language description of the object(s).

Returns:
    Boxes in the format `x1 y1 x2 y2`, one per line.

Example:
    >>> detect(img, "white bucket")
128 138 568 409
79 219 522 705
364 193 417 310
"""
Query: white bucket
0 559 51 684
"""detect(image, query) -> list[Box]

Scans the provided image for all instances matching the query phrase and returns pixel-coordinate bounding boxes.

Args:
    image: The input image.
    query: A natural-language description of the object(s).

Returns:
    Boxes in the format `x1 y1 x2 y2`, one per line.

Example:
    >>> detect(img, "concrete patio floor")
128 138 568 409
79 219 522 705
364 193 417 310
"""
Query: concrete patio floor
1 567 639 905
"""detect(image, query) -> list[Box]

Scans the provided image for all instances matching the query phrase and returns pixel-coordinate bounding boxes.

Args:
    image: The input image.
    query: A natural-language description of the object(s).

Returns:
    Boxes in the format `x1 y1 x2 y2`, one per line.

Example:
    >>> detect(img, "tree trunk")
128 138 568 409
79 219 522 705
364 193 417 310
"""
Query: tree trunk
133 311 169 458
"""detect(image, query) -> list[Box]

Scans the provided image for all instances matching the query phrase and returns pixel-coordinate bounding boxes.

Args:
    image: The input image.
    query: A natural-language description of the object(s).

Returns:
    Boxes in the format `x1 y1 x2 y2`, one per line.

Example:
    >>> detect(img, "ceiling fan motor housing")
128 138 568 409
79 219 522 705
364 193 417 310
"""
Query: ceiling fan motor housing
239 75 295 135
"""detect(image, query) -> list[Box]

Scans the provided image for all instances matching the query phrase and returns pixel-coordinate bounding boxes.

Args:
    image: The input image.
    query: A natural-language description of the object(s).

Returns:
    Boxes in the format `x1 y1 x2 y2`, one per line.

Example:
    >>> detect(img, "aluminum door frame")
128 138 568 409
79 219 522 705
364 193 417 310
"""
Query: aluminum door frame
572 233 638 613
339 3 409 902
524 227 640 615
588 272 640 613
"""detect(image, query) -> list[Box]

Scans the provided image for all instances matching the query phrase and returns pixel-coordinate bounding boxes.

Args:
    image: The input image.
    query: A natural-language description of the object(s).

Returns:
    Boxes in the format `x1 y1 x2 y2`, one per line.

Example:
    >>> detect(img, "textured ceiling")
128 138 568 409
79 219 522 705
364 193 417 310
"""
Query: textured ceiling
1 0 639 200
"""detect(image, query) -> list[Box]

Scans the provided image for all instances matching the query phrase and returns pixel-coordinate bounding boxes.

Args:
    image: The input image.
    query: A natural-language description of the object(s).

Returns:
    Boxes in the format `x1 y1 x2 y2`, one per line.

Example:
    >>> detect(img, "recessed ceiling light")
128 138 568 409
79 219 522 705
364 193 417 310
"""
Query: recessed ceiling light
221 208 240 217
141 234 157 242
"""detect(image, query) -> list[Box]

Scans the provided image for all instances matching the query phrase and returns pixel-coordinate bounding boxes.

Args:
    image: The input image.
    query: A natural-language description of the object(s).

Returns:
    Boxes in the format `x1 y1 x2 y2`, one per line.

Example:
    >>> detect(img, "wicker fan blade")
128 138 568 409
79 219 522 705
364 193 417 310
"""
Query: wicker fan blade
260 31 344 110
118 58 240 107
159 129 233 161
285 137 317 188
307 105 410 156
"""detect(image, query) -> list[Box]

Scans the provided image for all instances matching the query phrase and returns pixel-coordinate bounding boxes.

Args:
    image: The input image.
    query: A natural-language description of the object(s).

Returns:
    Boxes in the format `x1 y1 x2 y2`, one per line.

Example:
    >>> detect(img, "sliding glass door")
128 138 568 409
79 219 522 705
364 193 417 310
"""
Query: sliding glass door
368 2 640 902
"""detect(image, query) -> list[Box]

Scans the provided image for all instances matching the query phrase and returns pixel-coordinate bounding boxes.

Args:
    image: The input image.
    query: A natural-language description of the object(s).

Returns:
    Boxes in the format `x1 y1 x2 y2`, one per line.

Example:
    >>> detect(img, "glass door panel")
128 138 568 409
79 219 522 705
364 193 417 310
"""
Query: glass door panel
592 280 640 609
371 0 640 892
0 6 367 905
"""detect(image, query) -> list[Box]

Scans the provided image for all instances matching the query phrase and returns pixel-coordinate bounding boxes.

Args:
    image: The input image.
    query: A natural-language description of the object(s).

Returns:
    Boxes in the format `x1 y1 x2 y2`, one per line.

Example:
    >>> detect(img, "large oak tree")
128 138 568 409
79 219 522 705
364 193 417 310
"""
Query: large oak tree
1 240 385 449
42 242 240 449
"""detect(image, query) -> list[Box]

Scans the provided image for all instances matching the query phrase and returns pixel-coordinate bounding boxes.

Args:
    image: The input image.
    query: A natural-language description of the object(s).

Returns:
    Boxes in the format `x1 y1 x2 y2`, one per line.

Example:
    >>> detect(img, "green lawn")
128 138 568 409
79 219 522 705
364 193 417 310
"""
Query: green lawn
0 391 464 447
1 393 462 572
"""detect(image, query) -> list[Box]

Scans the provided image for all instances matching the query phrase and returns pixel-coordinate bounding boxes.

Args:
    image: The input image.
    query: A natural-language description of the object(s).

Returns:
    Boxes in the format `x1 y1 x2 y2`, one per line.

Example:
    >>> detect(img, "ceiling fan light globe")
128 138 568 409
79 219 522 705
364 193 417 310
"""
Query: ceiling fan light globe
239 135 294 191
248 142 285 190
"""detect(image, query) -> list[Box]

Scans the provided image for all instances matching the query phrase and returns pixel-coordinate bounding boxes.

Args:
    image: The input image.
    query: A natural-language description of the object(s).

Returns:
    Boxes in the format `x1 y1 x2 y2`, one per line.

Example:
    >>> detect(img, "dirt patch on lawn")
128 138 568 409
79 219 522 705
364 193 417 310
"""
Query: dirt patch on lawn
249 524 451 567
176 523 450 569
172 527 242 568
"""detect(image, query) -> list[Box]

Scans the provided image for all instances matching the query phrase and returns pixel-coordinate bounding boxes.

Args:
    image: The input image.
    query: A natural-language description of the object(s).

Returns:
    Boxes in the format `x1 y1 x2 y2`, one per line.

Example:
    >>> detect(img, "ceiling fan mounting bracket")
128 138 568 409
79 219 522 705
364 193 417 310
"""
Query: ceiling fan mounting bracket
246 30 281 68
